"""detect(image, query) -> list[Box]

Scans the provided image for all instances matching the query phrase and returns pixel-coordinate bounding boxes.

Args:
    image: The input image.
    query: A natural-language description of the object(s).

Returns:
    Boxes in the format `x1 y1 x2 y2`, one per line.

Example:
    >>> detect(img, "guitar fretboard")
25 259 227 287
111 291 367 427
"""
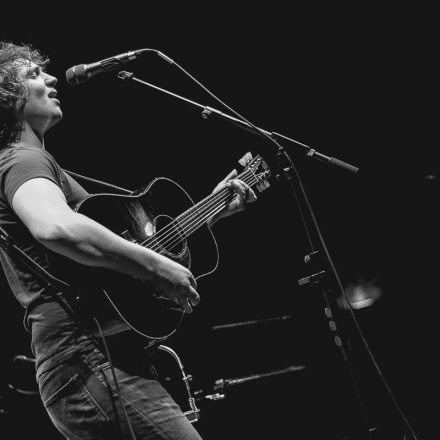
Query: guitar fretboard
141 166 260 254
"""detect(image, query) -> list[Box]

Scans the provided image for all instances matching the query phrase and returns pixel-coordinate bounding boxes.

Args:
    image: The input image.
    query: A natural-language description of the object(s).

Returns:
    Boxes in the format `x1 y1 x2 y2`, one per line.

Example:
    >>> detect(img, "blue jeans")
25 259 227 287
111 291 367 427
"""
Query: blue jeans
36 344 203 440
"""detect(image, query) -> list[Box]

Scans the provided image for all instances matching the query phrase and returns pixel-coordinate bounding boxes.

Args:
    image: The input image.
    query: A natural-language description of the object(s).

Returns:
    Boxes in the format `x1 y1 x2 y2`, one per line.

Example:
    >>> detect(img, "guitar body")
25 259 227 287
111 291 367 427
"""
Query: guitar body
66 177 219 341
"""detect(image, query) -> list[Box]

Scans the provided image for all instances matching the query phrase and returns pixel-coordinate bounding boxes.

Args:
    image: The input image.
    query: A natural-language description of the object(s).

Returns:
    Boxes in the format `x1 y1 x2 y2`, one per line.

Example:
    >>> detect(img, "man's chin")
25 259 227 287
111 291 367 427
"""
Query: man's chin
53 110 63 123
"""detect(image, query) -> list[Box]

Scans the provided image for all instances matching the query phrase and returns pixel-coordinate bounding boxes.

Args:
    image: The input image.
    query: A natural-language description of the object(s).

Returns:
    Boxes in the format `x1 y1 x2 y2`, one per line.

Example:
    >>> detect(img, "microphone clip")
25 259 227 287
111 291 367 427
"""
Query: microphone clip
118 71 134 80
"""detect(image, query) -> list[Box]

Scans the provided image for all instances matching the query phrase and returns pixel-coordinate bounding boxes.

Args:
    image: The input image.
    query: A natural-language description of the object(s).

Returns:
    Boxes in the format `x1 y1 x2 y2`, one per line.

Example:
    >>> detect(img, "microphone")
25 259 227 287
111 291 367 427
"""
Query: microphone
65 48 150 85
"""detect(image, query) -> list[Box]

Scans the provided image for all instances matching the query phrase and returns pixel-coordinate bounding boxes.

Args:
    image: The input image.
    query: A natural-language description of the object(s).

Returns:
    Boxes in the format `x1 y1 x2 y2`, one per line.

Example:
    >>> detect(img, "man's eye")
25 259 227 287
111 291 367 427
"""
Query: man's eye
27 71 38 79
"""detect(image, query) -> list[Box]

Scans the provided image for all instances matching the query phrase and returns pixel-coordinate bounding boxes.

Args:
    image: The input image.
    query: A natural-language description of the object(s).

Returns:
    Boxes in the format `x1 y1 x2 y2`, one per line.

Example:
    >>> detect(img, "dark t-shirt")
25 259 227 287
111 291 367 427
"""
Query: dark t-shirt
0 145 126 371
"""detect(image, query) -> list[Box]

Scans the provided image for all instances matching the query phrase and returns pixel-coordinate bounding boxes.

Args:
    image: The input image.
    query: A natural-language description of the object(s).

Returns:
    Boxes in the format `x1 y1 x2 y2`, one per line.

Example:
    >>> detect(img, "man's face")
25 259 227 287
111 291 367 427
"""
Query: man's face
14 61 63 136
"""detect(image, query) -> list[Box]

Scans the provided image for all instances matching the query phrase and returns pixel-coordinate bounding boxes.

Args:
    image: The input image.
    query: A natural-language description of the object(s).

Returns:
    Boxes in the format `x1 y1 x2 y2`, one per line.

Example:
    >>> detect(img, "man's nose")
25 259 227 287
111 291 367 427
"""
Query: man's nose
44 73 58 87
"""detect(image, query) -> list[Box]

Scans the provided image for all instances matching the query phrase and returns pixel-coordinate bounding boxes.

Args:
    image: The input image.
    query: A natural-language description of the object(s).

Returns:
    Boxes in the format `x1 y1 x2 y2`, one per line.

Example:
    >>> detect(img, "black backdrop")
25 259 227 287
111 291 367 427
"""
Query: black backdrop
1 7 436 440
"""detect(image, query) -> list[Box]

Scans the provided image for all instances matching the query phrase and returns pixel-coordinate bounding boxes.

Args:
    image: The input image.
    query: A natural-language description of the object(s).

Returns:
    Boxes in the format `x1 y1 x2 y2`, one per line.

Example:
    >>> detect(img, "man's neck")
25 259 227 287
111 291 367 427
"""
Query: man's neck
13 124 45 150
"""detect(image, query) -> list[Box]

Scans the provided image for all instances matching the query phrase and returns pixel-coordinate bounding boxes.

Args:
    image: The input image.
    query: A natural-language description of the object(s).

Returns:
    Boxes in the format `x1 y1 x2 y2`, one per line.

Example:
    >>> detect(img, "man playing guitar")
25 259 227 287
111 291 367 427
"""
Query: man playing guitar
0 41 258 440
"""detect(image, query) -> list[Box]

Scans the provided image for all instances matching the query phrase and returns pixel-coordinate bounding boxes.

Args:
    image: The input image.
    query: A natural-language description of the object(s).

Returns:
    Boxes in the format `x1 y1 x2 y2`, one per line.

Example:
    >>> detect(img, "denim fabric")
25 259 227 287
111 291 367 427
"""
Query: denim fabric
37 345 203 440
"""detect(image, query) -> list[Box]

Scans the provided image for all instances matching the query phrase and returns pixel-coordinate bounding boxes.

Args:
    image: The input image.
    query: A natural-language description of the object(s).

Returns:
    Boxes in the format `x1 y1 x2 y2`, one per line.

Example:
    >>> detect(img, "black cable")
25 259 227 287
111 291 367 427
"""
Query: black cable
93 316 137 440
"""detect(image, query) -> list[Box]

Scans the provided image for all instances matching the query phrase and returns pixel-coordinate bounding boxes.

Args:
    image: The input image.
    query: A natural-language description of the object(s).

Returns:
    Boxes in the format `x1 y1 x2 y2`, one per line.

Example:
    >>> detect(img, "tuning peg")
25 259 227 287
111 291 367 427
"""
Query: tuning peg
238 152 253 167
256 180 270 192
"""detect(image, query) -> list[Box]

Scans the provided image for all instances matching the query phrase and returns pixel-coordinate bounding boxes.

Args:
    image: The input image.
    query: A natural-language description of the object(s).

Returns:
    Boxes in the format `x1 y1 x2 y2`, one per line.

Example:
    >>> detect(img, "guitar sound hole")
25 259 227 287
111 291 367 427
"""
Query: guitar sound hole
154 215 187 258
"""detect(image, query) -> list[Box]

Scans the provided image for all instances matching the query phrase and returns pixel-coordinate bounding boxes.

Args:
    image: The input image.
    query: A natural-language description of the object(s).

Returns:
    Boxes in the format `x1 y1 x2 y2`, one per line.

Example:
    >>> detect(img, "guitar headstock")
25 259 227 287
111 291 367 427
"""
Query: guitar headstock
238 152 271 192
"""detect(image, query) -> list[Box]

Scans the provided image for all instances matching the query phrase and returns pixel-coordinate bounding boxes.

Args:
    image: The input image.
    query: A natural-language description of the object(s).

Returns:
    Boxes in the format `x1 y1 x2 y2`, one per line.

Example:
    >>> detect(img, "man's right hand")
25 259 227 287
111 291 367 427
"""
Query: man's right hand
148 255 199 314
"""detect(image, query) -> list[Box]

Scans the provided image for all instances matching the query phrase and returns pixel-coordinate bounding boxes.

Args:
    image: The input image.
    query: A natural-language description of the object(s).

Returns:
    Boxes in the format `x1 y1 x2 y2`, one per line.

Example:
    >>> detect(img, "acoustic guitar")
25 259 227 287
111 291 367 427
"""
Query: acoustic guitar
65 153 271 345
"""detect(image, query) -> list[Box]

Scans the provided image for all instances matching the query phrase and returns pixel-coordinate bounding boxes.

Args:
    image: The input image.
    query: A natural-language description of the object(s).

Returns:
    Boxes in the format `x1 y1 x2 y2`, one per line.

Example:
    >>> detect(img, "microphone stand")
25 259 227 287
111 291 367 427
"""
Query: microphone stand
117 70 416 440
117 71 359 175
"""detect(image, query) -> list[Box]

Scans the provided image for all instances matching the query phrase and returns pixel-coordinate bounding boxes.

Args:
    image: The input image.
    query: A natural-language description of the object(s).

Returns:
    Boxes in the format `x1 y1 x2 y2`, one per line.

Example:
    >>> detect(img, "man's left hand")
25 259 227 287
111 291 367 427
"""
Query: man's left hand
208 169 257 226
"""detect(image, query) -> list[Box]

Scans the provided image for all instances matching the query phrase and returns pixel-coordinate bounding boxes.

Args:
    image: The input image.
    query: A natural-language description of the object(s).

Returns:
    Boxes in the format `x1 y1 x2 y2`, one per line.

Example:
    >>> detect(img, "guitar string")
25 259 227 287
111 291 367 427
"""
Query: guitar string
175 167 255 224
135 168 254 252
147 172 256 253
147 172 257 253
175 170 256 228
137 171 256 255
137 168 256 250
168 172 258 246
174 174 256 238
146 171 256 252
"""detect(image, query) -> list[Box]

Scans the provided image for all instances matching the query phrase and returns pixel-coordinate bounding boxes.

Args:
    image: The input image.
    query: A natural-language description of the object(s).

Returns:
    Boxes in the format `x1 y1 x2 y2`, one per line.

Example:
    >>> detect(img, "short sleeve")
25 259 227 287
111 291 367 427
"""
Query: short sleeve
1 147 61 207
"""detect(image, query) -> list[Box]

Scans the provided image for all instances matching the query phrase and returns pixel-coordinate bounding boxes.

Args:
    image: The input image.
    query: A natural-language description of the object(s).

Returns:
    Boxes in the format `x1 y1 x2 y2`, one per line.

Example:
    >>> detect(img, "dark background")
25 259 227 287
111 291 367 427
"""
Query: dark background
1 6 436 440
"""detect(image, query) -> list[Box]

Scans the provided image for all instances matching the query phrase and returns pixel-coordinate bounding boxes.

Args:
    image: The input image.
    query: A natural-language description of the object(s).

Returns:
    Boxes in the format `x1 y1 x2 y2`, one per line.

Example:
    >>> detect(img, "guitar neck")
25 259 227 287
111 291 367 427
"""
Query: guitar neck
175 168 258 238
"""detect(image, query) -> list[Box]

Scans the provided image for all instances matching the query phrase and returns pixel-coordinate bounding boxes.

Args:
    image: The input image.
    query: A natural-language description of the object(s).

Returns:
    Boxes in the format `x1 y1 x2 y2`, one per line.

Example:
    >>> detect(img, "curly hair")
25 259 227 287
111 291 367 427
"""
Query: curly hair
0 41 49 148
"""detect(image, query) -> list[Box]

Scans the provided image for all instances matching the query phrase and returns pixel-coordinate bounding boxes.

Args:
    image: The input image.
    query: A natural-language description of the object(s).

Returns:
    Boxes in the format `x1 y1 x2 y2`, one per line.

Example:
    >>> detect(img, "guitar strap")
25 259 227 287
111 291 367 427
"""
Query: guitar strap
0 225 73 293
62 169 133 195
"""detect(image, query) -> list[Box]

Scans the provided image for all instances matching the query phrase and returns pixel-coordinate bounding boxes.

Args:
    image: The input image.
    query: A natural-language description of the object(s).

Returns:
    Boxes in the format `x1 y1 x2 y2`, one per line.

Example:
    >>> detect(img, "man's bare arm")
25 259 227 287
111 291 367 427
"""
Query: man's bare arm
12 177 199 312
